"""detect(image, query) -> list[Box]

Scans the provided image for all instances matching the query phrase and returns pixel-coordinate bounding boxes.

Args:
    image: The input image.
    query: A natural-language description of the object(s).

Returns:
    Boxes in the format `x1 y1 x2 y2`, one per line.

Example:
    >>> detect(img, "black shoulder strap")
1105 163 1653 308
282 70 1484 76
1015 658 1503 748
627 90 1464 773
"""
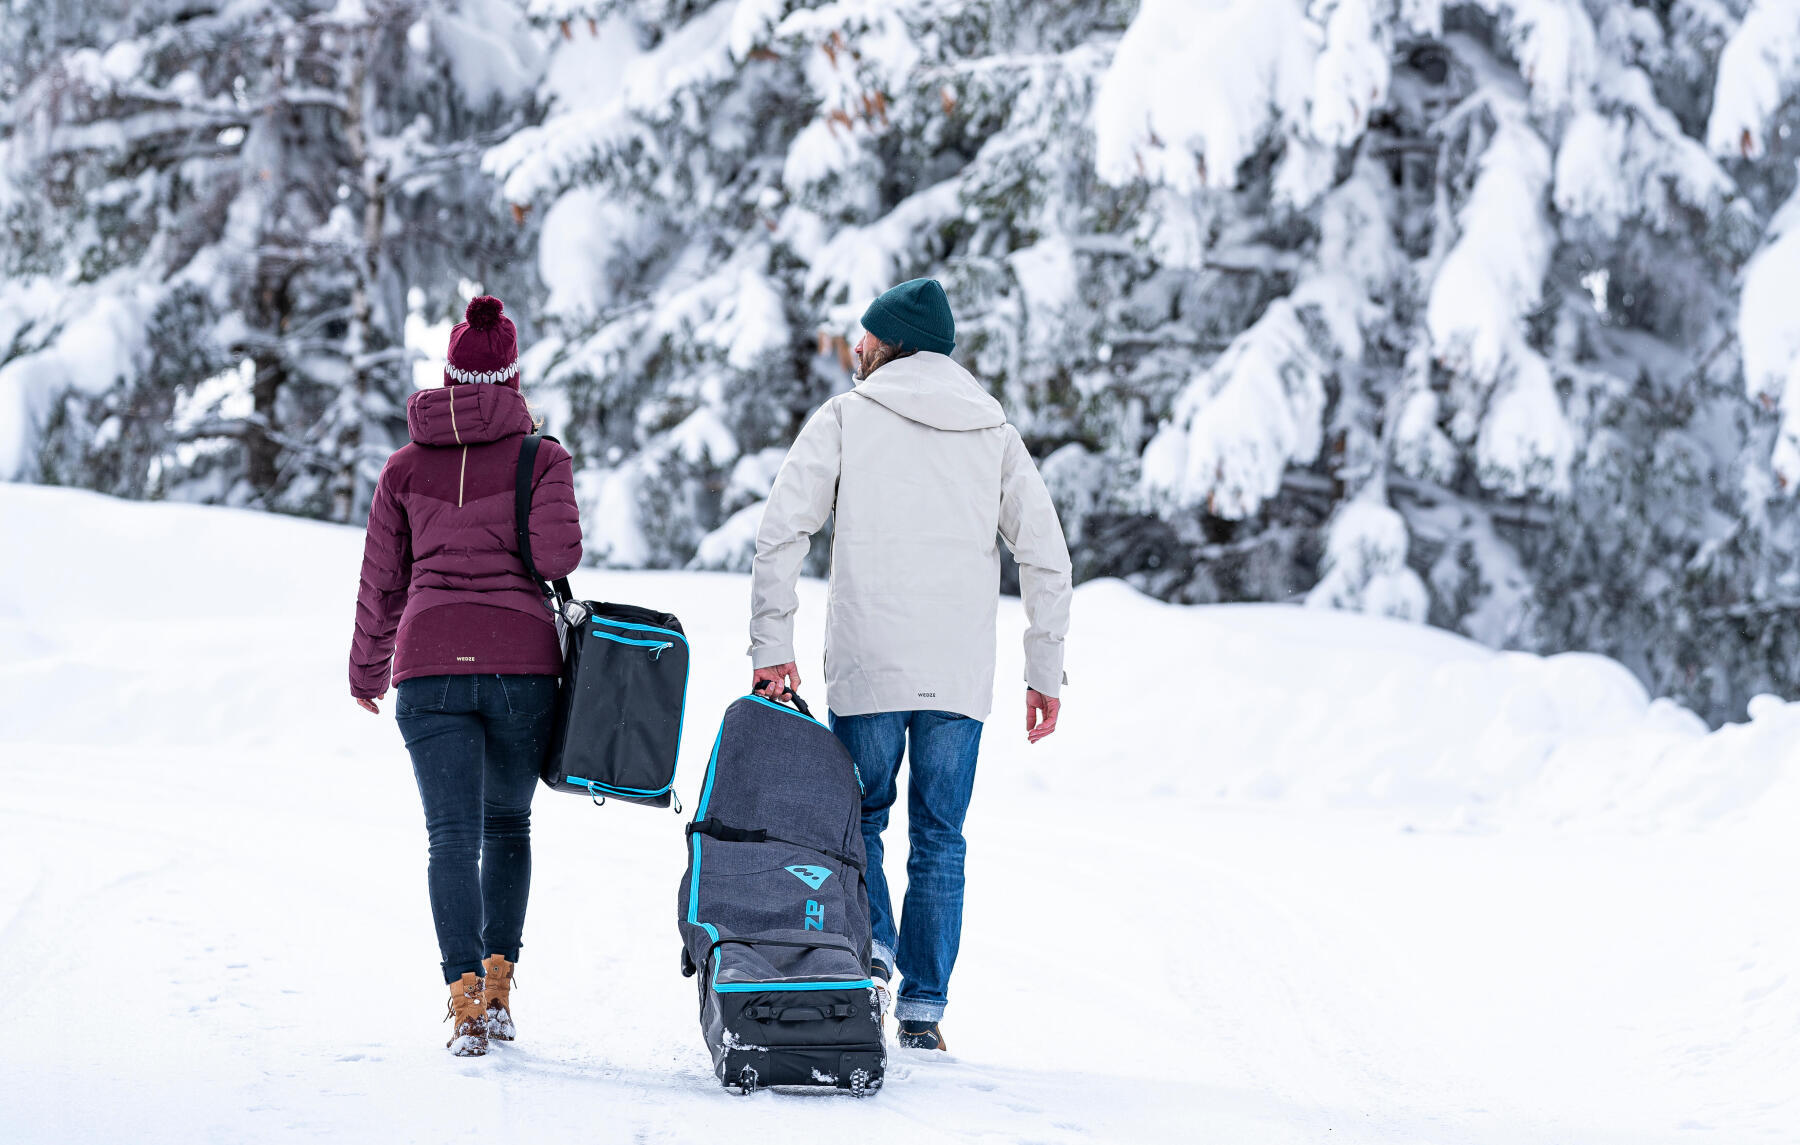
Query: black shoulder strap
515 434 573 604
684 818 864 873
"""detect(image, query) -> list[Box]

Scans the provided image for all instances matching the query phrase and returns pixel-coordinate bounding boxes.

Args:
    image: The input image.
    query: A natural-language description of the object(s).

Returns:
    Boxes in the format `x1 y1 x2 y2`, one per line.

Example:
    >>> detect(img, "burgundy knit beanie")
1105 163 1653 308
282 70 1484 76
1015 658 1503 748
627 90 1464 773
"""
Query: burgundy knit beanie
445 296 519 387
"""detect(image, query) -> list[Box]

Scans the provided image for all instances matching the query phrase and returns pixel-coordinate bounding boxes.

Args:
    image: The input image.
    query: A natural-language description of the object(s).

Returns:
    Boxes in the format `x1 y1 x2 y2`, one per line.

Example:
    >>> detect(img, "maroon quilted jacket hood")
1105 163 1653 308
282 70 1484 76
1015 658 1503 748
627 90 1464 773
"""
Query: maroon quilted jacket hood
347 384 583 698
405 383 533 447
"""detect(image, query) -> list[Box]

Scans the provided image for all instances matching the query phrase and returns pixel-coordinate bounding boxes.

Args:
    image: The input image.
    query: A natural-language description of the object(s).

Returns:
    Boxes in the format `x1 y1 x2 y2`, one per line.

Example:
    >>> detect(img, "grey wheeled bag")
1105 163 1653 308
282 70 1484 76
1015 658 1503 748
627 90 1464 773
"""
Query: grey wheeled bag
676 690 885 1096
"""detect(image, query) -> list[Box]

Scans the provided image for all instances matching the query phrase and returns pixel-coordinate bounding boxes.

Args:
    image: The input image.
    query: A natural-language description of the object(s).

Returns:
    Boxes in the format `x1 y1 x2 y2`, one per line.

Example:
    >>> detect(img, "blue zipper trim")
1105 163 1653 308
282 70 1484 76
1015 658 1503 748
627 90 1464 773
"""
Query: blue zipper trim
567 775 674 798
696 723 725 819
712 978 874 993
589 629 675 656
590 616 688 645
688 728 725 951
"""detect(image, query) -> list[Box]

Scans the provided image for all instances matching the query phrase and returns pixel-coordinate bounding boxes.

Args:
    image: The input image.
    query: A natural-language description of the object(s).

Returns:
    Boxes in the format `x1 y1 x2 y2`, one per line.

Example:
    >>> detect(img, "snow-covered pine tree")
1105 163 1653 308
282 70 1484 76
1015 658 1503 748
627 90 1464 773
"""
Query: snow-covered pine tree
16 0 1800 723
1095 0 1799 722
484 0 821 570
1 0 541 521
479 0 1800 721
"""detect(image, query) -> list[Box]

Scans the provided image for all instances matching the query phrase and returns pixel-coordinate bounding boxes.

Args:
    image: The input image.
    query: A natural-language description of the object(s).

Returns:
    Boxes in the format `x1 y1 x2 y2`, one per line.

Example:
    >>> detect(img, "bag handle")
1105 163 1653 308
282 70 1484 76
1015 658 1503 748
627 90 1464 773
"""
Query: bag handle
778 687 814 719
515 434 574 608
742 1004 855 1023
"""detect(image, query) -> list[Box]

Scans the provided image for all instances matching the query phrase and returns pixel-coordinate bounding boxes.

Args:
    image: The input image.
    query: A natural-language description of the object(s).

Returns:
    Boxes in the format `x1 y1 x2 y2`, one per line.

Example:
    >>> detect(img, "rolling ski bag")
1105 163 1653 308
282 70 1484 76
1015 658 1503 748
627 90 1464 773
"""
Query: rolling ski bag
676 690 885 1096
515 434 690 810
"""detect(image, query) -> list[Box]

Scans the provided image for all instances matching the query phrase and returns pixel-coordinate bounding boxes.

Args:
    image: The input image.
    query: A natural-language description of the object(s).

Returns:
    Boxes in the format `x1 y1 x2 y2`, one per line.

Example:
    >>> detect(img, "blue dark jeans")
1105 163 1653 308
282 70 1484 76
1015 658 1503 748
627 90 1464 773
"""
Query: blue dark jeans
395 673 558 983
829 709 985 1023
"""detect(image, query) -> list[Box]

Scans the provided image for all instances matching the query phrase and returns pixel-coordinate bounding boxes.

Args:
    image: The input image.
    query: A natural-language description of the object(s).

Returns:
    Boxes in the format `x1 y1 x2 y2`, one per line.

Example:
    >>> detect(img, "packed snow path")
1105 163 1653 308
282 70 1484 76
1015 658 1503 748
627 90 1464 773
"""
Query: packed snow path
1 485 1794 1143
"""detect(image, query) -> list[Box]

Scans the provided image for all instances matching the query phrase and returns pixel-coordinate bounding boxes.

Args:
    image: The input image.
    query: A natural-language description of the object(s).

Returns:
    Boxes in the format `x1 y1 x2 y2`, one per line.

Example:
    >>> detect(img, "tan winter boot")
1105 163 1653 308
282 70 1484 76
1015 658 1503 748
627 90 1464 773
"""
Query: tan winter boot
444 972 488 1056
482 955 517 1041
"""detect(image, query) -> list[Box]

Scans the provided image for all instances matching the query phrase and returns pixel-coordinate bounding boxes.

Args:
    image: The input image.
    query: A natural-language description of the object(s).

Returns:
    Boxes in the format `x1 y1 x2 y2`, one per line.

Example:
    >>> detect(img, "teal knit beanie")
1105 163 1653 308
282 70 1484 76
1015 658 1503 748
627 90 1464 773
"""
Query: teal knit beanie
860 277 956 355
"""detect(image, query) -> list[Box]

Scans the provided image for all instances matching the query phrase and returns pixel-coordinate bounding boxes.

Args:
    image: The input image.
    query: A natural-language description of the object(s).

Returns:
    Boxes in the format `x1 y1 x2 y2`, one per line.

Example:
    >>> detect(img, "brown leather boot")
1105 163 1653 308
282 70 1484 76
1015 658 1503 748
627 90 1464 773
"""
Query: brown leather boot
444 972 488 1056
481 955 517 1041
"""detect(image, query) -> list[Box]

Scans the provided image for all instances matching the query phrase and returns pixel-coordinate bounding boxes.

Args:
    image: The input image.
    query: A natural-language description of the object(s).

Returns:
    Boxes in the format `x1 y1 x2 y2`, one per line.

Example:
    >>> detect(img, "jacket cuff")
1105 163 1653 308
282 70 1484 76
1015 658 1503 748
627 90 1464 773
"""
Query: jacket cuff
749 643 796 669
1024 666 1067 698
350 671 390 700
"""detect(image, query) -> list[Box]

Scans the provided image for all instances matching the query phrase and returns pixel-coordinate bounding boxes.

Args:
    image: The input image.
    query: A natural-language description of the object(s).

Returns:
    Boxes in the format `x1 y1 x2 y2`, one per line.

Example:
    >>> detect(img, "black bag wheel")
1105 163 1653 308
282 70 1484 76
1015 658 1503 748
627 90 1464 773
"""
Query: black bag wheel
849 1068 877 1098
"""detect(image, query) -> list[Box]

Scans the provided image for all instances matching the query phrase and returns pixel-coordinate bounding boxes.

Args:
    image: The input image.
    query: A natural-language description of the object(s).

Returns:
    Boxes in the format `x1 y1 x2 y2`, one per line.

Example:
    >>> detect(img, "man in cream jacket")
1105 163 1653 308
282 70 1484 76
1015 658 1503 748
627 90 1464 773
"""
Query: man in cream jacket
749 277 1073 1052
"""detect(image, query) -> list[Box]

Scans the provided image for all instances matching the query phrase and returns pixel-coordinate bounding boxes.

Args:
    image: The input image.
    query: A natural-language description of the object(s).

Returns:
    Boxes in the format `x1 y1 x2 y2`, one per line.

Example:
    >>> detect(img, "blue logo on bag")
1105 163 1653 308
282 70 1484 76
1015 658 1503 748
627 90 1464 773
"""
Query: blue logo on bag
786 865 832 890
805 900 825 931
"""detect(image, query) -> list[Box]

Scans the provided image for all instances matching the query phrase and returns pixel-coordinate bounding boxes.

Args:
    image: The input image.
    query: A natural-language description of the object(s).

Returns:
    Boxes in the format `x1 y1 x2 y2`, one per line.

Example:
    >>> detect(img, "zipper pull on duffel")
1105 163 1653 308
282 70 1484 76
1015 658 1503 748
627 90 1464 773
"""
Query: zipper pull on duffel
651 641 674 659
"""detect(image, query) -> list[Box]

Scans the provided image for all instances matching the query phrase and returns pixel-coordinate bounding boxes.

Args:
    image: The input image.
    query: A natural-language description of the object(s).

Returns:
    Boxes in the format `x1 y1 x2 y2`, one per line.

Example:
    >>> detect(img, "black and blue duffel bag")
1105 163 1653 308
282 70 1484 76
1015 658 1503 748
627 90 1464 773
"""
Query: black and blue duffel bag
515 434 690 810
676 690 884 1095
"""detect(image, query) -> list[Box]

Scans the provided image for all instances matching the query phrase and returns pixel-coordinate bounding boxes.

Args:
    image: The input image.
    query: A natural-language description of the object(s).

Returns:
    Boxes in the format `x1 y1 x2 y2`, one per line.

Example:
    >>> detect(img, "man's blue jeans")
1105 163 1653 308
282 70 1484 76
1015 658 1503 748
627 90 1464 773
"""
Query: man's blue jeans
829 709 985 1024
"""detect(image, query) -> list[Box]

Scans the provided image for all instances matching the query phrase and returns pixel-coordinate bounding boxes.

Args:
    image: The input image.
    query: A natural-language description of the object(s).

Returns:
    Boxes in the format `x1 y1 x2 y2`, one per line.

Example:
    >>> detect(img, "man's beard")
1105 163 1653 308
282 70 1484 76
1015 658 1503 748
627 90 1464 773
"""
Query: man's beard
855 341 905 381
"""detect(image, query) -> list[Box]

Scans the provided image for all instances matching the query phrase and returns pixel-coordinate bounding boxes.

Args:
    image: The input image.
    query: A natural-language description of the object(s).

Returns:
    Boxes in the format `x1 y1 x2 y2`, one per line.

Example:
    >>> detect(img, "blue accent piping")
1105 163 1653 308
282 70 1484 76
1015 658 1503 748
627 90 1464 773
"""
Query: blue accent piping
695 725 726 820
745 692 820 724
687 726 725 949
590 616 688 644
566 775 674 798
712 978 874 993
588 630 674 655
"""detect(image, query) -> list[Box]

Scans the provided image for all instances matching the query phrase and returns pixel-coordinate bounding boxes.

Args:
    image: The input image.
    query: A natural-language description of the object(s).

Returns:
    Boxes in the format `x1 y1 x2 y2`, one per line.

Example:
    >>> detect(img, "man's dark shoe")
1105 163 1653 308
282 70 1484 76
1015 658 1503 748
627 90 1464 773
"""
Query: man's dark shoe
897 1020 948 1051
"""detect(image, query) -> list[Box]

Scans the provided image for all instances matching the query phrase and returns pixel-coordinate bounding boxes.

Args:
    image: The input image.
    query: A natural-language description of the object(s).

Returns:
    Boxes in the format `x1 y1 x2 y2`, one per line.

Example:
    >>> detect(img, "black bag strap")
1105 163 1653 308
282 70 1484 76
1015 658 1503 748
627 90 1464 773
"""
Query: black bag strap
515 434 573 606
782 688 814 719
685 818 865 873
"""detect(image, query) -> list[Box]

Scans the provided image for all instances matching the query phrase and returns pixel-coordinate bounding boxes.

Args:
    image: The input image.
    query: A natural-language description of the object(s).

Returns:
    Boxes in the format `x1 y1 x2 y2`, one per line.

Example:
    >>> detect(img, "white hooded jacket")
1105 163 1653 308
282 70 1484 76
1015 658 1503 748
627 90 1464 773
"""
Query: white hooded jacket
749 352 1073 721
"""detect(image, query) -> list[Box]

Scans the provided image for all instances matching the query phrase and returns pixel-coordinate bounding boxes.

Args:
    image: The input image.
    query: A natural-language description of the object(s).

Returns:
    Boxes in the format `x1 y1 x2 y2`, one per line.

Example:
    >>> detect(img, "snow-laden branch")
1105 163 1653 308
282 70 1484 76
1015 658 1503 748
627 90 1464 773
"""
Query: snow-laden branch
1141 158 1401 521
1707 0 1800 159
1554 66 1735 238
1739 184 1800 490
1093 0 1318 198
1426 100 1553 388
1425 74 1572 499
483 7 736 204
1306 490 1429 620
1139 298 1328 520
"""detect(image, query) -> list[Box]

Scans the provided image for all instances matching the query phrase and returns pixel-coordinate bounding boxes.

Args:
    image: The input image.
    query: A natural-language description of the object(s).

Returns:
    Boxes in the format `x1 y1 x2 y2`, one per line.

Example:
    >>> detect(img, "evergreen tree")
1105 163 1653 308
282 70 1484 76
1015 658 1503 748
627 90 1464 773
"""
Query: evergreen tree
0 0 541 520
15 0 1800 723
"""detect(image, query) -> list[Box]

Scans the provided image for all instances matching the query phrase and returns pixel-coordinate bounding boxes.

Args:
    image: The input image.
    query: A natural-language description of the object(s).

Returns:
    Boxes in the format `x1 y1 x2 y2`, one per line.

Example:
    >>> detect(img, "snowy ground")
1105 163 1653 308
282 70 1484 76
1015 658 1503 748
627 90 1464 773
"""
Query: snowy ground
1 483 1796 1143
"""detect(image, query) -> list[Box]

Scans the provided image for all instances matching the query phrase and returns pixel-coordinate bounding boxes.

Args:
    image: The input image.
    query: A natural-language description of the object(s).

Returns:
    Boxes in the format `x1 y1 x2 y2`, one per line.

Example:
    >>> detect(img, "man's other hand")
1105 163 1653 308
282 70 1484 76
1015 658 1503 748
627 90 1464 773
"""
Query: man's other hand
1026 689 1059 744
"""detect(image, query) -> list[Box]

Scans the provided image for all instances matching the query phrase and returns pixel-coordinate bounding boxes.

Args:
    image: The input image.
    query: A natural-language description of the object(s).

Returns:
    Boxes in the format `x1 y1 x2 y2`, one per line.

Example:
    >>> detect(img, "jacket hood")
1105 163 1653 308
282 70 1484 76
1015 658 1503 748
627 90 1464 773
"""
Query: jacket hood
854 352 1005 432
407 384 535 447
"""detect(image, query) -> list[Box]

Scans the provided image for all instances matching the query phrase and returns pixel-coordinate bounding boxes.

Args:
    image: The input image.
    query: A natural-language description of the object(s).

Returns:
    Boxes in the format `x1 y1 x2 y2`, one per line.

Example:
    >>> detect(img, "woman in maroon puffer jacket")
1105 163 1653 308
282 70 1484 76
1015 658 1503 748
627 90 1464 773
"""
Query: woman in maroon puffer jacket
347 296 582 1057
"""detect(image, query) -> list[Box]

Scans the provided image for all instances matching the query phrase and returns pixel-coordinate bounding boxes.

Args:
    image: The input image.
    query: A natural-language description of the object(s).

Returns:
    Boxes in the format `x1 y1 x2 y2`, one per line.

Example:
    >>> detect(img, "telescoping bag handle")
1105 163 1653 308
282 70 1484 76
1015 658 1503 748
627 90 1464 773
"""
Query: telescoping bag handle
515 434 576 613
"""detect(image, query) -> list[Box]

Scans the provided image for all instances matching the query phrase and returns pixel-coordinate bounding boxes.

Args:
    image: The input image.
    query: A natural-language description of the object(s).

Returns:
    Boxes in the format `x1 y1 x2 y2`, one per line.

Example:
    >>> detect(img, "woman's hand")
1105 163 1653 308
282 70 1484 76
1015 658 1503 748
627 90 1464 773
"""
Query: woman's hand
355 695 383 714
